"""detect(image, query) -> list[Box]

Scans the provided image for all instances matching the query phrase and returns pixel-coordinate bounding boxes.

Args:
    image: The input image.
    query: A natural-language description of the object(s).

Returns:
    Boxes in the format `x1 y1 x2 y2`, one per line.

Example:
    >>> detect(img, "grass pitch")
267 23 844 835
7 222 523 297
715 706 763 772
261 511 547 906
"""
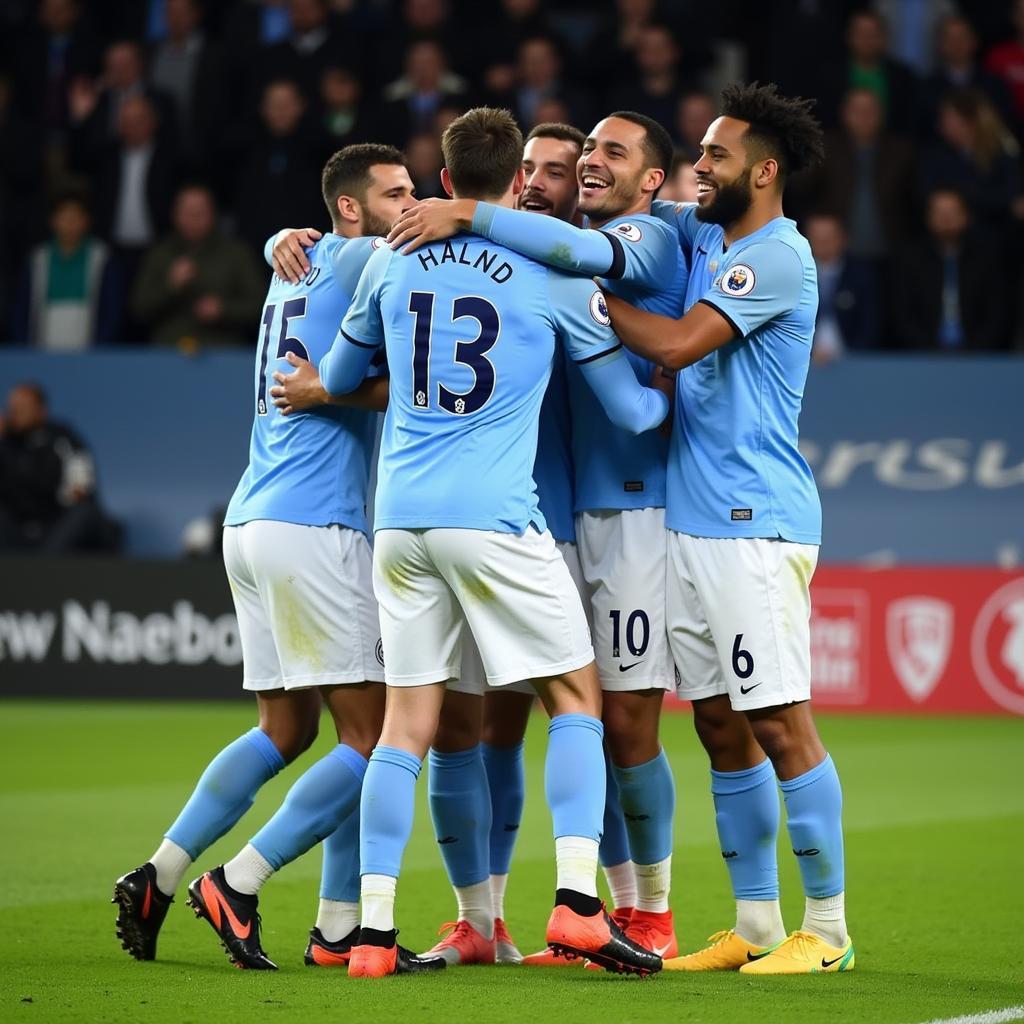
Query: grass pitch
1 701 1021 1024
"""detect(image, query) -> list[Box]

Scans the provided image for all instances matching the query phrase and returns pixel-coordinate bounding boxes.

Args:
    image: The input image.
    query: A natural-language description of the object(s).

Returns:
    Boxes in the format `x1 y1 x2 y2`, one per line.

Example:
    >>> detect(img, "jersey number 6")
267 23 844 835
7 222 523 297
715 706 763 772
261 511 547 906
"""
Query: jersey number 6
409 292 499 415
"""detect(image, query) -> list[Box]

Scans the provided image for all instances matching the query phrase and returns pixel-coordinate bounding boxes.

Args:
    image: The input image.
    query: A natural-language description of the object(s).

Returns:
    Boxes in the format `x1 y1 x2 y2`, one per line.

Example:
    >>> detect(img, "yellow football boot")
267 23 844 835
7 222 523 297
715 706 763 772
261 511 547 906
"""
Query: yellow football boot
662 930 774 971
738 930 855 975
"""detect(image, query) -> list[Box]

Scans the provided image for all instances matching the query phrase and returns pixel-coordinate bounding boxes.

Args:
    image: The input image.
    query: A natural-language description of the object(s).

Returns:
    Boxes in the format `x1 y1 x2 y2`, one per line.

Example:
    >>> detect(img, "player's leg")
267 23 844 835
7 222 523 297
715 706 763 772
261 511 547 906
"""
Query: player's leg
185 522 383 969
440 525 661 976
576 508 677 957
422 679 496 965
481 686 532 963
112 523 313 961
348 528 456 978
662 530 785 971
682 535 852 974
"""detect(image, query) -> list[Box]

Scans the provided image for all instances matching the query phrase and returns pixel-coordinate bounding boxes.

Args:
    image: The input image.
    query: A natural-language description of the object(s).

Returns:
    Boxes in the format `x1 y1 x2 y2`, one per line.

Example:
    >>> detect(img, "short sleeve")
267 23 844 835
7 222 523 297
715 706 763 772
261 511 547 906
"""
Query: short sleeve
545 270 622 366
330 236 386 299
339 244 393 350
598 216 680 287
698 240 804 338
651 200 699 256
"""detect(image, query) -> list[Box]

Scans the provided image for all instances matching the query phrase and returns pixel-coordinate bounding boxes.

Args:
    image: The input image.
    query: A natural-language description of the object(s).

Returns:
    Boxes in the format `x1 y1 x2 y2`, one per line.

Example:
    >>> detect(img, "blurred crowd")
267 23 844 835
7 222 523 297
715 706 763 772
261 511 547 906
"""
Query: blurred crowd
3 0 1024 359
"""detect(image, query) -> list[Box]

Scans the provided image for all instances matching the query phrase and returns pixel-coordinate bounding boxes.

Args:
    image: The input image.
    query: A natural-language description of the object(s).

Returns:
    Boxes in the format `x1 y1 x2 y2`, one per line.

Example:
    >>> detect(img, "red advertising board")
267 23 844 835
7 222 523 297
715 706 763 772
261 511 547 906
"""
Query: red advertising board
668 567 1024 716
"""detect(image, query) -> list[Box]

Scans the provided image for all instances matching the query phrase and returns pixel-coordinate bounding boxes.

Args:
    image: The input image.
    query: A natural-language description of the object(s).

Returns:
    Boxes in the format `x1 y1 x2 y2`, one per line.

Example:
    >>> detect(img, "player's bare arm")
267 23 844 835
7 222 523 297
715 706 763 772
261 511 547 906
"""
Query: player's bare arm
603 294 736 371
387 198 477 253
270 352 388 415
271 228 323 283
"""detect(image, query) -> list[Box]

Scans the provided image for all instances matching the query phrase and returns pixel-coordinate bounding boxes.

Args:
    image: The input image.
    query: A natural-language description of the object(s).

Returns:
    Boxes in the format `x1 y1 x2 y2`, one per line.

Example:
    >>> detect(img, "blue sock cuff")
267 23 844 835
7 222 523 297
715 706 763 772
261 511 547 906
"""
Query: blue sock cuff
778 754 834 794
548 713 603 739
428 744 481 771
329 743 369 781
245 727 287 774
371 745 422 778
611 746 669 779
481 740 525 766
711 758 775 796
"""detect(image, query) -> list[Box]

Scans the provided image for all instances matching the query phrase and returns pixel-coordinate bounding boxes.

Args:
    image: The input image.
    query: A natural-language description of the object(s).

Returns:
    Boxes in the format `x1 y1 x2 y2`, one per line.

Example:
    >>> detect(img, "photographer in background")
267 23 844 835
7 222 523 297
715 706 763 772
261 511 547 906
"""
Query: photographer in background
0 382 122 553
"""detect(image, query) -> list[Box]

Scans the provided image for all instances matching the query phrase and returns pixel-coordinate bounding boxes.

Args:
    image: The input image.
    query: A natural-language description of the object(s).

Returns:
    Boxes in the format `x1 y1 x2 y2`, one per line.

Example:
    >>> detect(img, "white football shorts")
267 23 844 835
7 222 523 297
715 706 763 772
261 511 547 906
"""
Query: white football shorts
223 521 385 691
450 540 589 696
576 508 675 692
373 527 594 688
667 533 819 711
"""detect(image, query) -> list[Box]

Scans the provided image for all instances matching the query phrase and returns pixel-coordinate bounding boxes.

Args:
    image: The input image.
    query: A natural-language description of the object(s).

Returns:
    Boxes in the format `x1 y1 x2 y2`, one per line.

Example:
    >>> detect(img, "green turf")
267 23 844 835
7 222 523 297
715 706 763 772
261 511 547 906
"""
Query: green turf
1 702 1021 1024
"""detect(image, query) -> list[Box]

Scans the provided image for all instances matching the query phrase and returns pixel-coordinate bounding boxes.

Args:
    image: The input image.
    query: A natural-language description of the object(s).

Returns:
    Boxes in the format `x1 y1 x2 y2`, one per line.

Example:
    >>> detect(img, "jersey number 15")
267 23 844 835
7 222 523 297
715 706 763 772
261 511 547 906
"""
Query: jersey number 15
257 297 310 415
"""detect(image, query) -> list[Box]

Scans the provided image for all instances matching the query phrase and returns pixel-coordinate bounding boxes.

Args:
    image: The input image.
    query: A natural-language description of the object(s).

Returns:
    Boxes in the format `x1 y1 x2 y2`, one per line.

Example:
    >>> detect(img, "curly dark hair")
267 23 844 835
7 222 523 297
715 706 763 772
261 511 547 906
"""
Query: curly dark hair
719 81 825 180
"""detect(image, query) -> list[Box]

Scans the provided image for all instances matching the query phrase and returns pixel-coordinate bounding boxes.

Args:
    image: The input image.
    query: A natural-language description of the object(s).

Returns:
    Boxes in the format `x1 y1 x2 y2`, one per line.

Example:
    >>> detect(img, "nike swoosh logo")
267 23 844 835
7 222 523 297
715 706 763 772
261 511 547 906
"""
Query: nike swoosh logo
821 954 845 968
142 880 152 920
739 682 762 694
652 943 672 956
438 836 458 845
747 949 772 961
201 875 251 939
793 848 820 857
618 662 643 672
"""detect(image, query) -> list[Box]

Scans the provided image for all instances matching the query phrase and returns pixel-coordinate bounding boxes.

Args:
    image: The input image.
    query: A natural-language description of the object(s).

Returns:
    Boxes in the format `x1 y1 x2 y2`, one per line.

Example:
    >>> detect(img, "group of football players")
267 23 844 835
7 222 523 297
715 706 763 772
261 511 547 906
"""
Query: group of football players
113 80 855 980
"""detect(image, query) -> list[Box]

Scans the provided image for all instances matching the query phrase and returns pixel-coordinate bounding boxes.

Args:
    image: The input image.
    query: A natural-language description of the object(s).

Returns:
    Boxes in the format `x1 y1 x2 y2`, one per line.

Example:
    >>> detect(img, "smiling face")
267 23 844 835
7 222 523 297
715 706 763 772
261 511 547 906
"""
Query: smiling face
577 116 663 225
518 135 580 221
693 115 759 225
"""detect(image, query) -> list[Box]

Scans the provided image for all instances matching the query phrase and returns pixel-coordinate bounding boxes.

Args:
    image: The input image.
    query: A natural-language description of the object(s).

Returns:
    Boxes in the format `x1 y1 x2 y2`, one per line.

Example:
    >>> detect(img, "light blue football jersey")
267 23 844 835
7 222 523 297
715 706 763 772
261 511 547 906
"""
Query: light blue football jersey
224 234 383 534
329 234 666 533
567 213 686 511
534 347 576 543
653 203 822 544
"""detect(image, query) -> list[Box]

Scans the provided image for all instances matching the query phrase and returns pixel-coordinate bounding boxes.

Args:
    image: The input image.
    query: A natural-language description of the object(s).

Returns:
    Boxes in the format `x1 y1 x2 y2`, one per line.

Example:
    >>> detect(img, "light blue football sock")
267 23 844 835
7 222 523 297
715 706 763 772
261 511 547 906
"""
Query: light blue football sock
780 754 845 898
599 754 631 867
320 804 361 903
711 758 780 899
481 741 525 876
428 745 492 888
545 714 605 841
612 748 676 865
359 745 422 878
165 727 286 859
249 743 367 870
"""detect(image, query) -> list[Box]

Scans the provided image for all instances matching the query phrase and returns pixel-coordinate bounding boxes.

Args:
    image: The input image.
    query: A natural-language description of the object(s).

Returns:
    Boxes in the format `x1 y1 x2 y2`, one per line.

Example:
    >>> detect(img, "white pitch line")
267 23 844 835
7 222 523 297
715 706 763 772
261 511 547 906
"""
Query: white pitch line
915 1007 1024 1024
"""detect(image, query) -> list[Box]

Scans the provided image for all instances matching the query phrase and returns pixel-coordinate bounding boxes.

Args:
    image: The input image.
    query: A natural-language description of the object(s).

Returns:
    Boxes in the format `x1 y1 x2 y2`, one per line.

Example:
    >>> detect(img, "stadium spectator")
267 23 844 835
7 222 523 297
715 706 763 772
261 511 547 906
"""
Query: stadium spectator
234 79 324 256
259 0 361 104
923 15 1015 131
674 89 716 156
610 23 692 128
985 0 1024 136
13 193 123 349
892 189 1009 352
587 0 660 89
472 0 554 93
68 40 176 167
0 382 122 553
380 39 467 146
828 9 918 133
805 212 881 362
405 132 445 199
132 184 263 349
376 0 466 86
505 35 588 130
800 88 915 264
12 0 102 151
658 154 699 203
317 66 372 154
92 94 179 342
149 0 228 176
875 0 956 76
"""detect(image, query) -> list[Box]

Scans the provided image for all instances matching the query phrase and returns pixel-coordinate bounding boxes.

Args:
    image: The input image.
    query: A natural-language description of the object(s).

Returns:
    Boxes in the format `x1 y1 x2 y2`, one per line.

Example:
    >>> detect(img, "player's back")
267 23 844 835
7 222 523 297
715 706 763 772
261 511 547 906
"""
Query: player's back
225 234 379 534
369 235 560 533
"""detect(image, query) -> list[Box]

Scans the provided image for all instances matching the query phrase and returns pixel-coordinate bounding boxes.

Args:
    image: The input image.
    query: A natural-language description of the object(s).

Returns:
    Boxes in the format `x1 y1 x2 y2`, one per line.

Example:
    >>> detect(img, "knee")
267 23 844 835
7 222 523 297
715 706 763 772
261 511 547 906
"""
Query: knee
335 719 380 760
603 705 658 768
692 703 761 770
261 711 320 764
432 709 481 753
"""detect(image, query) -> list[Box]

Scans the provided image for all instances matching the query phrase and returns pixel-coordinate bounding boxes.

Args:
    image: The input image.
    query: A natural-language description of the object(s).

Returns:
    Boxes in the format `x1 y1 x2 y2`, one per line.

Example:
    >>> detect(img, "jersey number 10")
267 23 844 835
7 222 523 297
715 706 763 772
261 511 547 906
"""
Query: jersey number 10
257 297 310 415
408 291 500 415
